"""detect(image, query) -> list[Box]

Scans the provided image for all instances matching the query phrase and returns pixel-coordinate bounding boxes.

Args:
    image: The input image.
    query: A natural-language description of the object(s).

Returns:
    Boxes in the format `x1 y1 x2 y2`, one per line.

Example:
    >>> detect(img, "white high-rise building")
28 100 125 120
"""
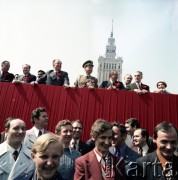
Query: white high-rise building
97 22 123 85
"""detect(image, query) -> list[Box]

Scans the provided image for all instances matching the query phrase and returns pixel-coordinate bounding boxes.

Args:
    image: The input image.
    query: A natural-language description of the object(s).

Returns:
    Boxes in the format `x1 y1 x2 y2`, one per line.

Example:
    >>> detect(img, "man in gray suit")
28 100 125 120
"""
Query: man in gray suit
13 64 36 84
24 107 49 149
126 71 149 94
0 118 34 180
37 59 70 86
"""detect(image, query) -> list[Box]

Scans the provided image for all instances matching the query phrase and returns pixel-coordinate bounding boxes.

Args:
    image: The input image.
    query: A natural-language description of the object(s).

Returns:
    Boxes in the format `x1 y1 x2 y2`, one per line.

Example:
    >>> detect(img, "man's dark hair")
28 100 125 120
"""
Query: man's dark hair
5 117 15 129
1 60 10 66
139 128 149 144
112 122 127 135
153 121 178 139
125 118 140 128
38 70 45 75
31 107 46 124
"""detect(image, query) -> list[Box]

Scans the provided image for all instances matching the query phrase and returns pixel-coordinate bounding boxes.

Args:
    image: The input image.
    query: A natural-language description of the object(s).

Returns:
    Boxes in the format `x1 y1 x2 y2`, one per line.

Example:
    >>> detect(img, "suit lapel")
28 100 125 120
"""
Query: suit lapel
109 146 115 155
87 151 103 180
149 152 163 178
0 150 14 174
9 145 34 179
107 81 112 87
25 129 36 149
133 82 138 89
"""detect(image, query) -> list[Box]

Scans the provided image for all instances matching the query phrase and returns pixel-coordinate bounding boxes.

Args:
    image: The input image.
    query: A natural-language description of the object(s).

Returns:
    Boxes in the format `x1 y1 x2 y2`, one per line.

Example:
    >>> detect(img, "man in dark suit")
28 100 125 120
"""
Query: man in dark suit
37 70 46 84
70 120 89 155
37 59 69 87
0 61 14 82
110 123 140 163
13 64 36 83
24 107 49 149
100 70 125 90
126 71 149 95
74 119 126 180
132 122 178 179
132 128 155 157
109 123 140 179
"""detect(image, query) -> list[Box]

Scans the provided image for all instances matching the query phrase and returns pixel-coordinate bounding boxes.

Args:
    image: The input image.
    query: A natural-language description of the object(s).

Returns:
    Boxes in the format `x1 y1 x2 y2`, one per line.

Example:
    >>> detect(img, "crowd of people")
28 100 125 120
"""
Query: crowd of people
0 107 178 180
0 59 170 94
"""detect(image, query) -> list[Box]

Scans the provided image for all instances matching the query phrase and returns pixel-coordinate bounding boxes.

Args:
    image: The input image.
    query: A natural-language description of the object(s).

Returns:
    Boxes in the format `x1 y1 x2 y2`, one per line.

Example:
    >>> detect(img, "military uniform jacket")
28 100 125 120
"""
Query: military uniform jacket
74 75 98 88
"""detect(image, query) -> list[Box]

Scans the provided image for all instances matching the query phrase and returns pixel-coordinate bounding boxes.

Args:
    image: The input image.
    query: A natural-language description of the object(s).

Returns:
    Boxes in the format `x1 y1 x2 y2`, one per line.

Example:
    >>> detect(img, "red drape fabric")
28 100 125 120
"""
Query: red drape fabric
0 83 177 141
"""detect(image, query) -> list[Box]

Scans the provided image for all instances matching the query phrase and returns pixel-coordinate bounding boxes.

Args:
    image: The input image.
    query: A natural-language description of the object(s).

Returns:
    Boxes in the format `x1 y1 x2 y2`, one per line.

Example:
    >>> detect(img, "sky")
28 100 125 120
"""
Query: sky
0 0 178 93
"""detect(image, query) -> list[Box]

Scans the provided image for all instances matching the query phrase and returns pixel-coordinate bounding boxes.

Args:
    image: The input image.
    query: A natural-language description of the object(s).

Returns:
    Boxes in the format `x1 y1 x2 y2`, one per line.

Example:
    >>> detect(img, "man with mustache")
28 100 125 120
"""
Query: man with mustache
0 118 34 180
55 120 81 180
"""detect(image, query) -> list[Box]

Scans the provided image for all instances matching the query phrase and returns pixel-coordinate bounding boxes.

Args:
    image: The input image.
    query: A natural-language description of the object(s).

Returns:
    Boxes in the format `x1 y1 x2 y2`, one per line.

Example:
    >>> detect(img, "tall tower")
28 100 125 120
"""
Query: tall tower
97 21 123 85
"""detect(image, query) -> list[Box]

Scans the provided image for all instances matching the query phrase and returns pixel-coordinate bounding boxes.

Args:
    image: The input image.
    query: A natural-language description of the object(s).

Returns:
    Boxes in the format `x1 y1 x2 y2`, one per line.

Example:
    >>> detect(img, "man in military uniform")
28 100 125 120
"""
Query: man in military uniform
74 60 98 88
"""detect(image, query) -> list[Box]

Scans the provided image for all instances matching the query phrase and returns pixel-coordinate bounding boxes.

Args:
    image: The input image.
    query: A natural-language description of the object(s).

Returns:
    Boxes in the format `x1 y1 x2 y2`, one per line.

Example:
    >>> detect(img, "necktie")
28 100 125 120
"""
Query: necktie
137 83 141 90
101 155 113 178
73 141 76 150
114 147 121 157
38 130 42 137
138 147 143 156
13 150 19 161
164 162 173 180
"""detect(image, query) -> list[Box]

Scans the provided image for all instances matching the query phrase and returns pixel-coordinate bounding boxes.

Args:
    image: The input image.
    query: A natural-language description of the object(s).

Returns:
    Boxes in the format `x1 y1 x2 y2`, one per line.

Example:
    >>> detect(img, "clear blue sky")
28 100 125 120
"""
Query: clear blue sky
0 0 177 93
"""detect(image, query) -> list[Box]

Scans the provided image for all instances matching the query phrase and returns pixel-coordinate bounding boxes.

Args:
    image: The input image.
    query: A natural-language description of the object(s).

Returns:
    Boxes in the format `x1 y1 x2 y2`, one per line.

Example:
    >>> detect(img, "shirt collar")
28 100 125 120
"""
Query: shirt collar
32 126 44 138
138 144 149 156
6 142 21 155
94 147 109 162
